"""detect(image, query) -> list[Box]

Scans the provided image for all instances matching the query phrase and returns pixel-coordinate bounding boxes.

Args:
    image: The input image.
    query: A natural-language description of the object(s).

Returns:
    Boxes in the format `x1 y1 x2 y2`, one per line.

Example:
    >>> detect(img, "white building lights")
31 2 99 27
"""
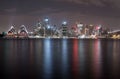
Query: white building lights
44 18 49 22
77 23 83 28
62 21 67 25
4 17 115 39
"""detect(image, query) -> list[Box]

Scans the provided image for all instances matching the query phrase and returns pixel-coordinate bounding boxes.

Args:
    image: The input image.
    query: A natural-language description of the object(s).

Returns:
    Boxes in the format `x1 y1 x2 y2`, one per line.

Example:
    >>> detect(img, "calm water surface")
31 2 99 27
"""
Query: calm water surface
0 38 120 79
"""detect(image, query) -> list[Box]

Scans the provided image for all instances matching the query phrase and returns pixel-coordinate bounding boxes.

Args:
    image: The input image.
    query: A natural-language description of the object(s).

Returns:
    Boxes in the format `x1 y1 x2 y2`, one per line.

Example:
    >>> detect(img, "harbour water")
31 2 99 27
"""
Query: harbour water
0 38 120 79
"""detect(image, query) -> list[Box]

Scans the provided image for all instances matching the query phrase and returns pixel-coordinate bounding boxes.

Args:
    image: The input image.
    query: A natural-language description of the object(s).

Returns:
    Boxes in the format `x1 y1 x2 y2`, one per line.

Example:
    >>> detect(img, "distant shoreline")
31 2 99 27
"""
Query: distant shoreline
0 37 120 40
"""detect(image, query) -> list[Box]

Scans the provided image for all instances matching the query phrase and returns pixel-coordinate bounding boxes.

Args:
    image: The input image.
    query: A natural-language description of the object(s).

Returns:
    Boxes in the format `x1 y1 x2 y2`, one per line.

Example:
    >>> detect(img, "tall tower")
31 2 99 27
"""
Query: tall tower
62 21 68 37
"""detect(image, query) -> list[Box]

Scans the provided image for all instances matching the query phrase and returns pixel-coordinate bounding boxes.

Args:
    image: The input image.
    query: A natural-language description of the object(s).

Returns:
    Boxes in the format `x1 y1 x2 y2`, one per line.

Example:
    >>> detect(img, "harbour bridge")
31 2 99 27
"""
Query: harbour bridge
108 30 120 34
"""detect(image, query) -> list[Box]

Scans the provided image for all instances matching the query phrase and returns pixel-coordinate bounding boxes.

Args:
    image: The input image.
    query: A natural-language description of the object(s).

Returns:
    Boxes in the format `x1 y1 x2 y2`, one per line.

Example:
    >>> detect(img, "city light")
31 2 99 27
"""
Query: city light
44 18 49 22
47 25 51 29
1 17 120 39
62 21 67 25
77 23 83 28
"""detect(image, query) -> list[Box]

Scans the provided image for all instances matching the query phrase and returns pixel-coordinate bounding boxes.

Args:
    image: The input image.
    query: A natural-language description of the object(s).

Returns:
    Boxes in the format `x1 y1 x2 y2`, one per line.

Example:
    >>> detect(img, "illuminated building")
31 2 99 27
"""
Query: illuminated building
34 22 44 36
62 21 68 37
3 17 115 39
76 22 84 35
18 25 28 38
6 26 17 38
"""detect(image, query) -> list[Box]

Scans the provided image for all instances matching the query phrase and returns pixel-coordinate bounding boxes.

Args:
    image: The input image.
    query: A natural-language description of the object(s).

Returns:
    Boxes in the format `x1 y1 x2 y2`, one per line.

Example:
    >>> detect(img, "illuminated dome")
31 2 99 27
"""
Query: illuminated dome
7 26 16 34
18 25 28 34
18 25 28 37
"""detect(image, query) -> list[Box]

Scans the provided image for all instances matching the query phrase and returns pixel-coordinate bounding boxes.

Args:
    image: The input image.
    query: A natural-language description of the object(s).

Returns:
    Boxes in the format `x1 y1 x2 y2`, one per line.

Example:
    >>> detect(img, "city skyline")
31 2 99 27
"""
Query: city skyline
0 0 120 32
1 18 119 39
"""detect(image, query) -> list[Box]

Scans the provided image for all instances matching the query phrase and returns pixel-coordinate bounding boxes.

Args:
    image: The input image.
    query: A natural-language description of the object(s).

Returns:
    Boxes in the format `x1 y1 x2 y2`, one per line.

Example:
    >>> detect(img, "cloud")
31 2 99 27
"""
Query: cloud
65 0 104 6
28 8 61 16
55 0 120 8
4 8 17 13
0 0 120 18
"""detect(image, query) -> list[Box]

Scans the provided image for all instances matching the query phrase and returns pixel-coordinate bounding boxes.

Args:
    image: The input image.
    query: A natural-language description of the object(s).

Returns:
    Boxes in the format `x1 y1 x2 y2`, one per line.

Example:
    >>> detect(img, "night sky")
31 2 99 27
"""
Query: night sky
0 0 120 32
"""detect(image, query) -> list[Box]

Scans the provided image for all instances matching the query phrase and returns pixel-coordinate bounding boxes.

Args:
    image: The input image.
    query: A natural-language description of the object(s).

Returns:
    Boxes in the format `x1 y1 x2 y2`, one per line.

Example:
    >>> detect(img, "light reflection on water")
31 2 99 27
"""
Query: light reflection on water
61 39 68 78
43 39 52 79
112 40 120 78
72 39 80 79
92 40 102 79
0 39 120 79
79 40 85 76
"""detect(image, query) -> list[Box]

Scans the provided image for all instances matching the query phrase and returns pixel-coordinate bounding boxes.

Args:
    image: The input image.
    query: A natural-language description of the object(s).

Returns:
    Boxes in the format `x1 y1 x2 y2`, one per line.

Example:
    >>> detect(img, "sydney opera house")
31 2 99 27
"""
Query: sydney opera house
6 25 29 38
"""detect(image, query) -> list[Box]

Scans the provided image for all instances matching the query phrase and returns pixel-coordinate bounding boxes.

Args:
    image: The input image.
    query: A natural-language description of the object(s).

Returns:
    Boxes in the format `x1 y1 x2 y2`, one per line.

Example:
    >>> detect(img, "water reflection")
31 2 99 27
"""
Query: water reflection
112 40 120 78
4 40 18 74
79 40 85 75
0 39 120 79
72 39 79 79
92 40 102 79
43 39 53 79
34 40 43 74
61 39 68 78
